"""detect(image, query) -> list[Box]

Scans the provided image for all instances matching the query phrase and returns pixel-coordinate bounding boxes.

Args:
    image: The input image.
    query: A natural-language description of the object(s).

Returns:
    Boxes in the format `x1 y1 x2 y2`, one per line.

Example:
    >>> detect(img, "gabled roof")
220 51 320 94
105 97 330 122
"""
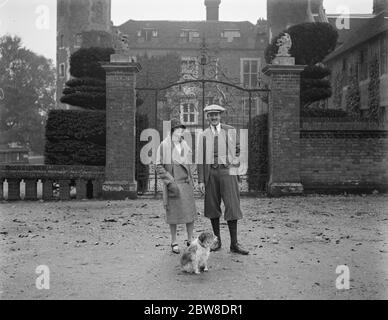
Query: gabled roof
116 20 266 50
324 11 388 62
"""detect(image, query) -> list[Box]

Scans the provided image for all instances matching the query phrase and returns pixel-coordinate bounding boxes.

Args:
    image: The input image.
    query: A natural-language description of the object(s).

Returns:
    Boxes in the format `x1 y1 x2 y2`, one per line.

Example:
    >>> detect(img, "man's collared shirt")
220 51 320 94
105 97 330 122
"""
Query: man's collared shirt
210 123 221 135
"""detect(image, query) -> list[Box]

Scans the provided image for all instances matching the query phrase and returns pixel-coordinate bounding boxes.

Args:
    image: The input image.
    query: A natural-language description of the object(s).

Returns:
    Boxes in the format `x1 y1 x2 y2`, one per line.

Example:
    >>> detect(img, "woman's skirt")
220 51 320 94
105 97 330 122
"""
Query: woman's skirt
165 181 197 225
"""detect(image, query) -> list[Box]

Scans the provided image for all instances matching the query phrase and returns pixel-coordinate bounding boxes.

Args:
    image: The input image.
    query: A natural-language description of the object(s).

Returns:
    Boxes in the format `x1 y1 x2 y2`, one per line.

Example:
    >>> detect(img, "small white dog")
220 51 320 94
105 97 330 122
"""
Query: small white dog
180 232 217 274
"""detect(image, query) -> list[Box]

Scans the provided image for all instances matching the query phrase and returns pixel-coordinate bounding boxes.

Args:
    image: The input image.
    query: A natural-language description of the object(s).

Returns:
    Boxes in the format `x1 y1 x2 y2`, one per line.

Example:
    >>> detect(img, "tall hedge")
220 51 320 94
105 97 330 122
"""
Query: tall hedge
45 109 150 192
248 114 268 192
45 110 106 166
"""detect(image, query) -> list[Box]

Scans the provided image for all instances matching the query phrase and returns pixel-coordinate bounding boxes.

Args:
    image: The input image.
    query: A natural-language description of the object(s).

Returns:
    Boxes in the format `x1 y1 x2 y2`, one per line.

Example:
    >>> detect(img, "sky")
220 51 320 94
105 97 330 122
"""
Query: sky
0 0 373 63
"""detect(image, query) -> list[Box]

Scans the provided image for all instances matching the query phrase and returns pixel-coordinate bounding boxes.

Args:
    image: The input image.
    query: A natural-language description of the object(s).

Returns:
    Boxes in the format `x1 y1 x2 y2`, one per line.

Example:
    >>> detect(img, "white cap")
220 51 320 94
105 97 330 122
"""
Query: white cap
204 104 226 114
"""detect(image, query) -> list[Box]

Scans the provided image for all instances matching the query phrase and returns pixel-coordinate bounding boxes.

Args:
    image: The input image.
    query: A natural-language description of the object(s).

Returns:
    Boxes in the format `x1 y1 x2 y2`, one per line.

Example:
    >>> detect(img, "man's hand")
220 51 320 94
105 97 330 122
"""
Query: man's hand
231 158 240 166
198 183 205 194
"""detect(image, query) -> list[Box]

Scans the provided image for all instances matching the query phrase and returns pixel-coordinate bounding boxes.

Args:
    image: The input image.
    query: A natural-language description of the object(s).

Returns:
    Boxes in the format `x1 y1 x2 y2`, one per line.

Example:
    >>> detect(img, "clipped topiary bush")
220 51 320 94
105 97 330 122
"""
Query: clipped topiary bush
45 110 106 166
69 47 114 80
60 92 106 110
60 47 114 110
64 77 106 88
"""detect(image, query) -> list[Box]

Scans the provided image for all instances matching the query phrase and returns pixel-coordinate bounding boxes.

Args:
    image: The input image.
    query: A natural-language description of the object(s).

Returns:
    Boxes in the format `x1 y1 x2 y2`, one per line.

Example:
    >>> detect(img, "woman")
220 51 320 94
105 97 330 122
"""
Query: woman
155 119 197 254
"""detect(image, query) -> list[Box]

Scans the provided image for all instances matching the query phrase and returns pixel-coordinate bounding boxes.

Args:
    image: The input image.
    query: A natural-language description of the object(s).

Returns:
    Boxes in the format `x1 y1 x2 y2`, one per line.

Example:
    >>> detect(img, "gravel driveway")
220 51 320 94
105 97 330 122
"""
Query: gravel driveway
1 194 387 300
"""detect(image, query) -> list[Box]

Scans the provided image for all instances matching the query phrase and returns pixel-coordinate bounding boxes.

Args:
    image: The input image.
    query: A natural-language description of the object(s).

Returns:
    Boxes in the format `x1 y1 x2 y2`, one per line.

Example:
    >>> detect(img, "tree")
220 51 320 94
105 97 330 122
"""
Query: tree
60 47 114 110
0 35 55 154
265 22 338 108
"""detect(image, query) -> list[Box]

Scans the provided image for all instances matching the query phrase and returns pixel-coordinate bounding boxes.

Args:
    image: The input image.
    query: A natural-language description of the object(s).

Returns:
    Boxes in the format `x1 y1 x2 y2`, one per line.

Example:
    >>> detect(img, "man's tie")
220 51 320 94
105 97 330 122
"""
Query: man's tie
213 127 218 167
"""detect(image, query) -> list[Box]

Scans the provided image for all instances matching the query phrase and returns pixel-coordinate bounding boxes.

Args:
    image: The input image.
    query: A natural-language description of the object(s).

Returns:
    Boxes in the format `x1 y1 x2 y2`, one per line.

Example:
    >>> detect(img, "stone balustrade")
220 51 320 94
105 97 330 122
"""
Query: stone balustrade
0 165 104 201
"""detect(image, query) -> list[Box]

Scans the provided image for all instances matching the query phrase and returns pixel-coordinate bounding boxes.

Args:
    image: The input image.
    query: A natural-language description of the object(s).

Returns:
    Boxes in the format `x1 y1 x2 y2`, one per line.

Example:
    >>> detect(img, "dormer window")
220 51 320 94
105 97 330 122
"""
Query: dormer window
137 29 158 41
221 30 241 42
180 29 200 42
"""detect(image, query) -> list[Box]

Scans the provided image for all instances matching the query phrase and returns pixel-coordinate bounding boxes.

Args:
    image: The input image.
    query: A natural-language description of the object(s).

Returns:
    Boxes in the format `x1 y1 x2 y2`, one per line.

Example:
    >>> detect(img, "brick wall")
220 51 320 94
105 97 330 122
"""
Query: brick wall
300 120 388 192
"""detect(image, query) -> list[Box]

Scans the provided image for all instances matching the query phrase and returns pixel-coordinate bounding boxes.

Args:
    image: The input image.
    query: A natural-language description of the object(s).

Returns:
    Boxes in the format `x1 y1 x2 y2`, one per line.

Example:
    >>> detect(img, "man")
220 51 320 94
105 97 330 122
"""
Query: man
197 105 249 255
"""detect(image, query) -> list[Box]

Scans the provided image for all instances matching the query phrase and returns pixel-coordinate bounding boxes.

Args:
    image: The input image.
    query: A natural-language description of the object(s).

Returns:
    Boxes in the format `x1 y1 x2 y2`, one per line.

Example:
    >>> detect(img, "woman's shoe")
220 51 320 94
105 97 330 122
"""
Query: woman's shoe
171 243 180 254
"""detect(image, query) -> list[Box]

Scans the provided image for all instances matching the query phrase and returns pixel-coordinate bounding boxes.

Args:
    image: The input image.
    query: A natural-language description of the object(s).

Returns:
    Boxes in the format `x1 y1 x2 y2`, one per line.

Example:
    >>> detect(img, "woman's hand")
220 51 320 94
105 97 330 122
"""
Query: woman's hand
167 182 180 198
198 183 205 194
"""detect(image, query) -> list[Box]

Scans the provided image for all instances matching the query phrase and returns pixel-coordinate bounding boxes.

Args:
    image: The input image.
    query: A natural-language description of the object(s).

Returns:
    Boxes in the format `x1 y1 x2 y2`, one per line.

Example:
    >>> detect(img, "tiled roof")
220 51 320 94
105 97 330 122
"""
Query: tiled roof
324 11 388 62
116 20 266 50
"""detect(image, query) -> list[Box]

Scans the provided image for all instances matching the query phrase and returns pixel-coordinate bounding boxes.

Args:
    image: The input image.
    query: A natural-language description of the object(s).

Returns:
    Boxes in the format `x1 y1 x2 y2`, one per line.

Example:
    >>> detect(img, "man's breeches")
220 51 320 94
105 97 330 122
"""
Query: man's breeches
204 168 243 221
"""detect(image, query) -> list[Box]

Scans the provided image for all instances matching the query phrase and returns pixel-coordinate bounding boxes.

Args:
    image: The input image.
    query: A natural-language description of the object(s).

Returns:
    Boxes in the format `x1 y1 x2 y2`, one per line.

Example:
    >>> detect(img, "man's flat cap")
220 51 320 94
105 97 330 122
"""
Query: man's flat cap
204 104 226 113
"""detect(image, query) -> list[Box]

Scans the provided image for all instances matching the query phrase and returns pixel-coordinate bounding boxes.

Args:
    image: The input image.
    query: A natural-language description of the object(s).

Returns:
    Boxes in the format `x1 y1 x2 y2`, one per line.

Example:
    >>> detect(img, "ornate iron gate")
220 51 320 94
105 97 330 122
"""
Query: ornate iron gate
136 78 269 196
135 39 270 195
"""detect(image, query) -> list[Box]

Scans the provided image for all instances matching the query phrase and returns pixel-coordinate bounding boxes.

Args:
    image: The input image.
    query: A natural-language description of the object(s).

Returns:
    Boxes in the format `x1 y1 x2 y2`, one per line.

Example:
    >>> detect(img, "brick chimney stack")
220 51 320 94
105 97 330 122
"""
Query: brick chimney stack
205 0 221 21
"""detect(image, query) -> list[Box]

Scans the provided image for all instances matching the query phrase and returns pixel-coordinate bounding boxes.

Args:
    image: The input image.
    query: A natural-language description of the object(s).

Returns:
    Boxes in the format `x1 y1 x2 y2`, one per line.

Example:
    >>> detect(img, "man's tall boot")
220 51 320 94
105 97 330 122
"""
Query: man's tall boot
227 220 249 255
210 218 222 252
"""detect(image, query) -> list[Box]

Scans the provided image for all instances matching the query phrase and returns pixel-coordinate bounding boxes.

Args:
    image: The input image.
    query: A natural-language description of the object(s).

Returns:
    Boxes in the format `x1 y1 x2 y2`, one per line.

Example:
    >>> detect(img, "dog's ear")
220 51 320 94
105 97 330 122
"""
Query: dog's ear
198 233 206 243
